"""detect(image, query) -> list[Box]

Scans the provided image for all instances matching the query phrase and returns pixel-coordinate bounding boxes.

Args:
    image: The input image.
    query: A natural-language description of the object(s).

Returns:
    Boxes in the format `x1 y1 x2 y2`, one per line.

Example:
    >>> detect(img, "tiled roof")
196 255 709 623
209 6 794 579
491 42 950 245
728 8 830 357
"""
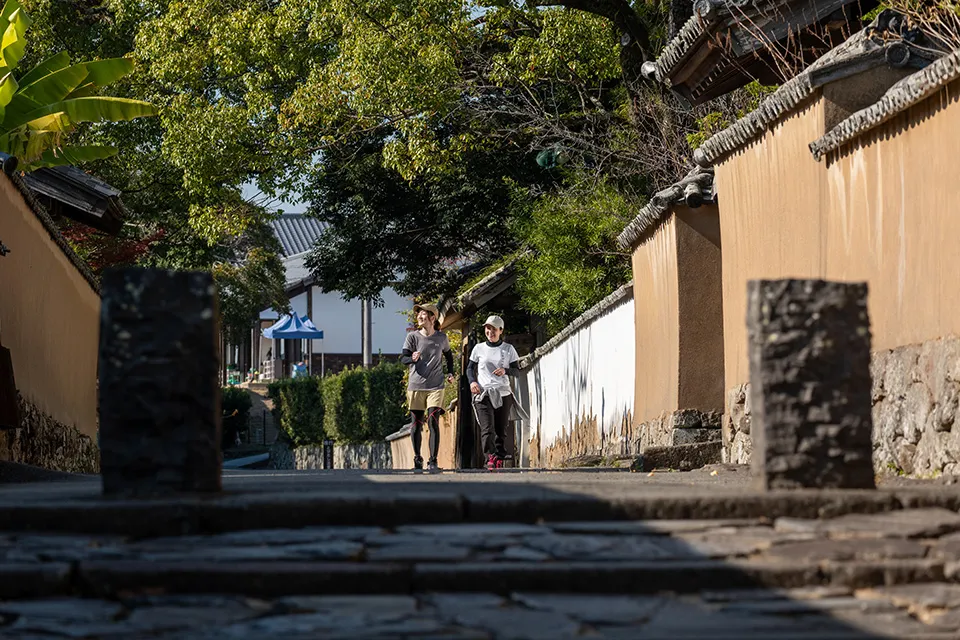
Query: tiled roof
269 214 326 258
693 15 943 167
21 164 126 235
617 166 715 249
645 0 876 104
810 48 960 161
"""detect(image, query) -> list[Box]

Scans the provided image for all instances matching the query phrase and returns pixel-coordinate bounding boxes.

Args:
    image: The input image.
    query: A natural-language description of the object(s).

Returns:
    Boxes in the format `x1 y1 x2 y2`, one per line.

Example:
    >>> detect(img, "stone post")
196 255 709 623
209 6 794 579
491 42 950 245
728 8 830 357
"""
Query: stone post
747 279 874 490
98 268 222 496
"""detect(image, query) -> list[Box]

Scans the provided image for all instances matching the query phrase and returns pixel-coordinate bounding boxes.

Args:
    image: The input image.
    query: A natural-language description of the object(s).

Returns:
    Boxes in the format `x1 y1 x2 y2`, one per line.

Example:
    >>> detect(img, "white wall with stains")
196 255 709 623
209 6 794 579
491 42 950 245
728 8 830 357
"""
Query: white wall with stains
515 285 635 467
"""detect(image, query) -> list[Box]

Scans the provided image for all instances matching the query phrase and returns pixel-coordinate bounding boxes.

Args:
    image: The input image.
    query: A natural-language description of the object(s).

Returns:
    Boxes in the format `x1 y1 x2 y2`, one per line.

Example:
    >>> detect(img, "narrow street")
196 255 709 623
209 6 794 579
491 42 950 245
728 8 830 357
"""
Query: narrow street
1 466 960 638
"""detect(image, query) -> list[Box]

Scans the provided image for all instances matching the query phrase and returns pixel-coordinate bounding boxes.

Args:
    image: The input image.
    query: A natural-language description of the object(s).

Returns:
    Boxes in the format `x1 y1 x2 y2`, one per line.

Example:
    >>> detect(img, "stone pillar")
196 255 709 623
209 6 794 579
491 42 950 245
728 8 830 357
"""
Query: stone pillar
747 279 874 490
98 268 222 496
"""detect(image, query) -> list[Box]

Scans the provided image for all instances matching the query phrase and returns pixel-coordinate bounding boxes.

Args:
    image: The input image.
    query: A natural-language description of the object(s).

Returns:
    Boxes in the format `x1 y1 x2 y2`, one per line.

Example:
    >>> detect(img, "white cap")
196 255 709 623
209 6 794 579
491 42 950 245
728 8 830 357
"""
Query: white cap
483 315 504 330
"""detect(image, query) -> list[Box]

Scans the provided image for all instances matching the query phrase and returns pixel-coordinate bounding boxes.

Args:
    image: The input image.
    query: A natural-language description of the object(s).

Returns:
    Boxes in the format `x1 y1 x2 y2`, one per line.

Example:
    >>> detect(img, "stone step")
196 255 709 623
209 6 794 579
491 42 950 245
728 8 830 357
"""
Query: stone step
4 482 960 536
2 588 958 639
3 508 960 599
12 557 932 599
5 509 960 637
2 488 953 536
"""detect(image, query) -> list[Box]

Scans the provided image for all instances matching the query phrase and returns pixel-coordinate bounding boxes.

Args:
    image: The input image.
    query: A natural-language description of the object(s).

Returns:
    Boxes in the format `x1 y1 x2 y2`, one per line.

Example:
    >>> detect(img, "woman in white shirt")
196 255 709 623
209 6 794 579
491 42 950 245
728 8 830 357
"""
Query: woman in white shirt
467 315 521 470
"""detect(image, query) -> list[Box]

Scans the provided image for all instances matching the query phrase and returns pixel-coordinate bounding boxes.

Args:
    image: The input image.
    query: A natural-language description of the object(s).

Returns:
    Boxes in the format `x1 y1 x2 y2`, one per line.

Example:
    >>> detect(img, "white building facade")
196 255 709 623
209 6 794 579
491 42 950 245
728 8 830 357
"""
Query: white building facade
252 214 412 379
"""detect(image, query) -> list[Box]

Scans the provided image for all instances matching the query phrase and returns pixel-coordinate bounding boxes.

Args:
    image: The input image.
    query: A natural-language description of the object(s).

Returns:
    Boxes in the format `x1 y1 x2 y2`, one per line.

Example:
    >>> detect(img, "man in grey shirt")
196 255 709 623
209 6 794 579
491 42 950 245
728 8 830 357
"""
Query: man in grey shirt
400 302 454 472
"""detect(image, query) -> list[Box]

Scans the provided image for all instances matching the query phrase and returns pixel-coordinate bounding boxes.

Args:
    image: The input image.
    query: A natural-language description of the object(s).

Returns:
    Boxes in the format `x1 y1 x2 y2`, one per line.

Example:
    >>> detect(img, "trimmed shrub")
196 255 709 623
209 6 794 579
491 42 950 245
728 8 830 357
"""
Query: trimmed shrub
365 361 408 441
266 362 408 446
323 362 407 444
269 377 325 446
323 367 366 444
221 386 253 449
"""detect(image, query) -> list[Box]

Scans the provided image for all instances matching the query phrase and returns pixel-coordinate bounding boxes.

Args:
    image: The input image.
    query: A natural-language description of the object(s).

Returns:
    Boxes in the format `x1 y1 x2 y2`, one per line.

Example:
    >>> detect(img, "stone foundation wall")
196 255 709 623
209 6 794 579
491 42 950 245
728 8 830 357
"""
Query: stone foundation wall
268 436 392 470
721 335 960 477
0 395 99 473
331 442 391 470
268 434 295 470
722 384 752 465
871 336 960 477
636 409 722 452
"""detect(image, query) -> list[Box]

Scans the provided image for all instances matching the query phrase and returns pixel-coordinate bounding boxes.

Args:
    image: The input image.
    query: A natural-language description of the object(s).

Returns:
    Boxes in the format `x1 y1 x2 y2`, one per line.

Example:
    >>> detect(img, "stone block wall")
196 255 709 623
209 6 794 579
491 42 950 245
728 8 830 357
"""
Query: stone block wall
330 442 391 470
722 385 752 465
872 336 960 477
721 335 960 477
636 409 722 452
0 394 99 473
268 437 392 470
268 434 295 470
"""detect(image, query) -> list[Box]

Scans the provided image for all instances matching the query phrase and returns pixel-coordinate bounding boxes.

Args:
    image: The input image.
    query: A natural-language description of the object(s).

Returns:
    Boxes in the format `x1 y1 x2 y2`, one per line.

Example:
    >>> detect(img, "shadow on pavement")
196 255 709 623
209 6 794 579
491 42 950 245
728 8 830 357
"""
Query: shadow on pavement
0 466 953 637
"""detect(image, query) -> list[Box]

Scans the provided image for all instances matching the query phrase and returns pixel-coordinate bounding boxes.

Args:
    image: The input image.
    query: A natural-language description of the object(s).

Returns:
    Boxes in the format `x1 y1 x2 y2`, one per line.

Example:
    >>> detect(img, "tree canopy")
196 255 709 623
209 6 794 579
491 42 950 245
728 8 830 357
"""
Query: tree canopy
17 0 752 335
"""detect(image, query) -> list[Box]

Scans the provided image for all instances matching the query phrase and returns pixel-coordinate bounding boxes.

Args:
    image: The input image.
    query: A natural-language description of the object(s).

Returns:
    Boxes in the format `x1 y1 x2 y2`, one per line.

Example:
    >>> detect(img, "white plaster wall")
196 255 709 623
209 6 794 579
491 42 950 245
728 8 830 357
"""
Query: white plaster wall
518 295 635 466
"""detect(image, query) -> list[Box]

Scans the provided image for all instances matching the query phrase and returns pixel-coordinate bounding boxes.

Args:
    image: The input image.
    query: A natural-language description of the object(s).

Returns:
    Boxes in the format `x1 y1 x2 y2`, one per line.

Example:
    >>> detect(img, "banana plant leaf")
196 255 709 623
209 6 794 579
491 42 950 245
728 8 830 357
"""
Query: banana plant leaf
5 96 156 132
23 144 117 170
17 51 69 88
0 7 30 72
9 64 87 116
81 58 134 88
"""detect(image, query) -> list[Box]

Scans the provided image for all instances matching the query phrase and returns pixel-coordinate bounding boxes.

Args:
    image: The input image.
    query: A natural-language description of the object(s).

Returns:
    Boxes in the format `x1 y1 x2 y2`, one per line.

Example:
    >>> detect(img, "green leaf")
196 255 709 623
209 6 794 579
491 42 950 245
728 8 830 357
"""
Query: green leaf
81 58 135 88
0 0 20 21
0 0 20 32
0 71 16 108
23 126 59 160
24 111 71 132
17 51 70 87
1 7 31 71
22 144 118 170
14 64 88 109
4 96 157 132
65 83 97 99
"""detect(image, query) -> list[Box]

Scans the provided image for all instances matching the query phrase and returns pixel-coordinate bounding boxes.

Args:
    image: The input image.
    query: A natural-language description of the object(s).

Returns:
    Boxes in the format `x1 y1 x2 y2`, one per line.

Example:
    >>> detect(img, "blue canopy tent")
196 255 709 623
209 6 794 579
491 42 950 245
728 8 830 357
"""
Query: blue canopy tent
263 312 325 377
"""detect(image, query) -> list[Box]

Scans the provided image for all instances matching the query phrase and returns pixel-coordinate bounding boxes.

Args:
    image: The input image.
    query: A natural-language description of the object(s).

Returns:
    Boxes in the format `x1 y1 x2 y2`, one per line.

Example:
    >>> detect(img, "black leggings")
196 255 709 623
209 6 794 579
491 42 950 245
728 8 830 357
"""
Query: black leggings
411 408 441 463
473 395 514 458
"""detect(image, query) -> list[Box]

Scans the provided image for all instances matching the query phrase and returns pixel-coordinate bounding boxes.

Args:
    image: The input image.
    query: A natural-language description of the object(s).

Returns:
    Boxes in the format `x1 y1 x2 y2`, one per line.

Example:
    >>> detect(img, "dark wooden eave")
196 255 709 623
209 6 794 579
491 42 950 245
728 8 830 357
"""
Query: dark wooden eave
646 0 879 105
20 164 126 235
438 259 522 331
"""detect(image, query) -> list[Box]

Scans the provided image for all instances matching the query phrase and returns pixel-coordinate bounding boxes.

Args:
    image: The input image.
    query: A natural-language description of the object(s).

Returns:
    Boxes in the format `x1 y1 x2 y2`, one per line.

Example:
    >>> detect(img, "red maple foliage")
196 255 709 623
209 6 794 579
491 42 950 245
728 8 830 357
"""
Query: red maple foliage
58 220 165 275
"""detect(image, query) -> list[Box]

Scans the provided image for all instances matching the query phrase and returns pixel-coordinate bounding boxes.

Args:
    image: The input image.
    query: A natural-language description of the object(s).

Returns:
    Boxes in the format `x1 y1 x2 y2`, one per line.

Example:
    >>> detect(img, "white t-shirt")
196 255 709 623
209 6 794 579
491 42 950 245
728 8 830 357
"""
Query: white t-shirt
469 341 520 395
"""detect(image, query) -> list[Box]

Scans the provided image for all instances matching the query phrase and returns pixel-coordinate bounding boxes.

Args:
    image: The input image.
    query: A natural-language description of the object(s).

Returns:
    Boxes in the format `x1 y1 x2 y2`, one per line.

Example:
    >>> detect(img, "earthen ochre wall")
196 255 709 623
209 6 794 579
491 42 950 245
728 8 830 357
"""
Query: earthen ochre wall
675 205 724 413
716 77 960 476
0 176 100 470
717 77 960 400
631 216 679 424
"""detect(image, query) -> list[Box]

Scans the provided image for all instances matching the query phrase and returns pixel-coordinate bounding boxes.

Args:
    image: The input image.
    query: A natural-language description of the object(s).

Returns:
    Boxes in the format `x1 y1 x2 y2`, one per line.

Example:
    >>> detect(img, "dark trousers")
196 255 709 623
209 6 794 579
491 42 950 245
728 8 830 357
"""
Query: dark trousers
473 395 513 458
411 408 441 463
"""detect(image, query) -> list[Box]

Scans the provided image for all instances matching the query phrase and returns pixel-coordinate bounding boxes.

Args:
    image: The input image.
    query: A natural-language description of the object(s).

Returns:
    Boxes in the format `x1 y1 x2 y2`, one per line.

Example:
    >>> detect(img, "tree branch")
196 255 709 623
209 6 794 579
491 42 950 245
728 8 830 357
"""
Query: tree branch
527 0 651 58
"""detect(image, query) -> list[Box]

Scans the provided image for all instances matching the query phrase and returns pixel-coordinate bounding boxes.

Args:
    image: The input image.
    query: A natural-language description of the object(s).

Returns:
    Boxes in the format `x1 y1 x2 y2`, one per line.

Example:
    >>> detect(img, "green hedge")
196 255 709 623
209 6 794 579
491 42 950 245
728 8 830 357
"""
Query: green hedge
267 361 408 446
324 362 407 444
268 377 325 446
365 361 407 441
221 386 253 449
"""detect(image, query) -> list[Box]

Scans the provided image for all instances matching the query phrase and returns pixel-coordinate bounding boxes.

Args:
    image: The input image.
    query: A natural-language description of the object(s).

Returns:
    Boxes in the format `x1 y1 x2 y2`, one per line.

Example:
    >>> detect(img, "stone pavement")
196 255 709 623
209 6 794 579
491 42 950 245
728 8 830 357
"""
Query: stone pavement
4 467 960 638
